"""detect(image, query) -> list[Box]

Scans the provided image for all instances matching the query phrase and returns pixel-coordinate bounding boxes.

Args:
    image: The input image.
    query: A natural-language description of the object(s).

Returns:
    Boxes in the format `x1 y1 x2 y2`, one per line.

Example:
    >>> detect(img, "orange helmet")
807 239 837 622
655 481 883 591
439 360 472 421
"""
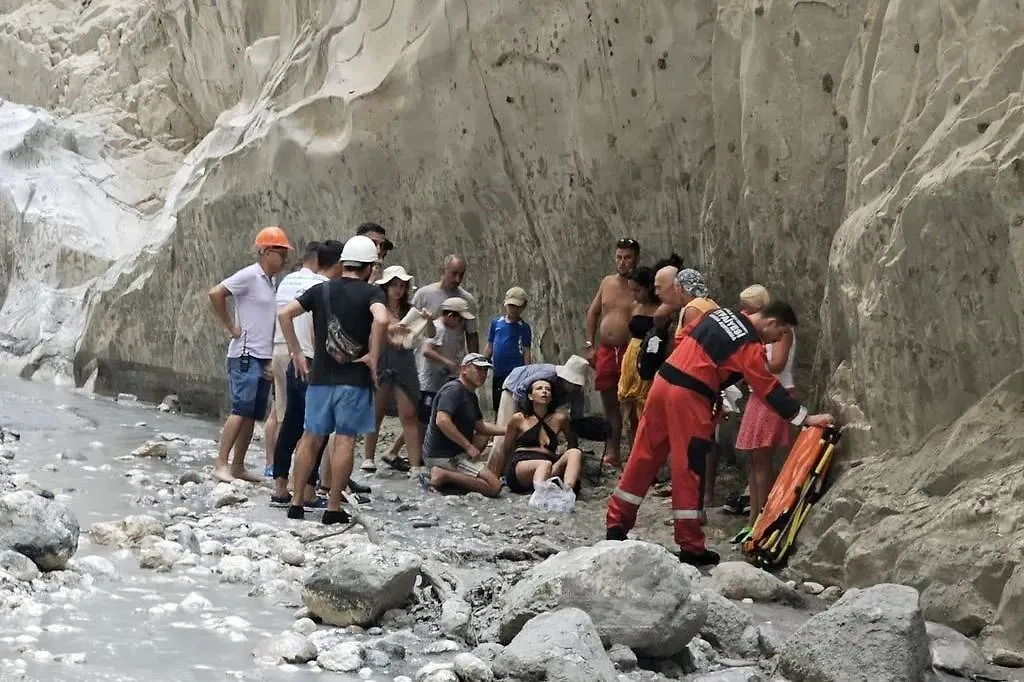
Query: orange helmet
254 226 293 250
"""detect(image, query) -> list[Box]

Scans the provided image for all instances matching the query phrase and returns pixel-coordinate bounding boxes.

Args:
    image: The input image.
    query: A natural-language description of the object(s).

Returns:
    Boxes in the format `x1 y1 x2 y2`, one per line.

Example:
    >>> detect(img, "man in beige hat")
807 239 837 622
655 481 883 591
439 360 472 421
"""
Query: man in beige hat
416 297 475 429
487 354 592 475
484 285 533 414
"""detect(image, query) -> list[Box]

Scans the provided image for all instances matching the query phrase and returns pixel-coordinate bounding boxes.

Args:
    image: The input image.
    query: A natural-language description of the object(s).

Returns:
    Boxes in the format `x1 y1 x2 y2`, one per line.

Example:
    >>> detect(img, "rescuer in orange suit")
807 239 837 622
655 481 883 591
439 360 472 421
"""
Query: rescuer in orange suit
605 300 835 567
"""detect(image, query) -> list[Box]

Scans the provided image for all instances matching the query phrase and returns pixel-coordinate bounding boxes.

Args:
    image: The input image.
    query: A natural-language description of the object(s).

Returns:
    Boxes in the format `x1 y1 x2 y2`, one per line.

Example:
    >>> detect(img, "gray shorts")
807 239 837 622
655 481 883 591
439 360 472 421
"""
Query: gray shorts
424 453 488 477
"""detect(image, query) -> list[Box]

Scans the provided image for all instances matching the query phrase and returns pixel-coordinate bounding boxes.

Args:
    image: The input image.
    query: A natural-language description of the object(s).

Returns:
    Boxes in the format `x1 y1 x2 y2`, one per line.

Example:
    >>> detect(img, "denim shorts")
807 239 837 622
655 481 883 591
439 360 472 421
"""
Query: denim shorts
304 384 376 436
227 356 272 420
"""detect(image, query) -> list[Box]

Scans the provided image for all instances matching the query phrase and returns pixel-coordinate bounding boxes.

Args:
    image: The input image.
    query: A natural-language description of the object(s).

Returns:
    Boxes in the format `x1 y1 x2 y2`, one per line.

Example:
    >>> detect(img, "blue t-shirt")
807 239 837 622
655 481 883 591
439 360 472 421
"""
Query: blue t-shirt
488 316 532 376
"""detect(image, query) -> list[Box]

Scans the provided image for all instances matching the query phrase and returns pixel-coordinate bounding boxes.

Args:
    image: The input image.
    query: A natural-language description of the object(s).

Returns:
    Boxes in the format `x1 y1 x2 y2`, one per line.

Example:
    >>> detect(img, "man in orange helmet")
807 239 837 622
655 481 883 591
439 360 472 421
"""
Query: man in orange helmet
208 226 292 482
605 301 834 567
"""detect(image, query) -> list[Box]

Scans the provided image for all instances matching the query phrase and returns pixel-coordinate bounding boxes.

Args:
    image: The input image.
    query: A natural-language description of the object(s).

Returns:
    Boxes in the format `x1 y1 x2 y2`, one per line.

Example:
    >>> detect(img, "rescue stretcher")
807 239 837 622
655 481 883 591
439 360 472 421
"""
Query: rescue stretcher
741 425 842 568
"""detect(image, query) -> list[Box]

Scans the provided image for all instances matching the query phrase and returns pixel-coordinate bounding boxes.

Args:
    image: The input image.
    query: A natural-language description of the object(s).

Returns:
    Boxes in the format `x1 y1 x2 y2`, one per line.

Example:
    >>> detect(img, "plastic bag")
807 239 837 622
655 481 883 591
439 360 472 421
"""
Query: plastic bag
528 477 576 514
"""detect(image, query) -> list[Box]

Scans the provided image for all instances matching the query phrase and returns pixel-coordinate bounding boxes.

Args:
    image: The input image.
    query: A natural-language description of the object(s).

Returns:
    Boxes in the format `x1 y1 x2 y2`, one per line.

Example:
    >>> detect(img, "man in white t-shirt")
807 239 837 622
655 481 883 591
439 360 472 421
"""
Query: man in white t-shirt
208 226 293 483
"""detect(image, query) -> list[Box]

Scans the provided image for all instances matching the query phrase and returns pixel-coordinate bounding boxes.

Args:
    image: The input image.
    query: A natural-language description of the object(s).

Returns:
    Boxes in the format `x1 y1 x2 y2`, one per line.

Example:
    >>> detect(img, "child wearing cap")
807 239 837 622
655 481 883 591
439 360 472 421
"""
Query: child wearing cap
484 286 533 414
417 297 475 425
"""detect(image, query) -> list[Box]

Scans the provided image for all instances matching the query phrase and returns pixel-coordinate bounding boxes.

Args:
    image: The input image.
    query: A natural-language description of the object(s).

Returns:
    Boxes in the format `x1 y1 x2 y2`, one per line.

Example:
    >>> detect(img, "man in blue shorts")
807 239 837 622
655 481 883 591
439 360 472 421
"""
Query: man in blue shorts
277 234 390 524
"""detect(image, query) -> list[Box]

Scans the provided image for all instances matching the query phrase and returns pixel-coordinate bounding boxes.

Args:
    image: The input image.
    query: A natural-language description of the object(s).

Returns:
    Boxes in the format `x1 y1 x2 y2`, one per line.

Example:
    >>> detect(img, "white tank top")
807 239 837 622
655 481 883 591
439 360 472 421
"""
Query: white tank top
766 330 796 389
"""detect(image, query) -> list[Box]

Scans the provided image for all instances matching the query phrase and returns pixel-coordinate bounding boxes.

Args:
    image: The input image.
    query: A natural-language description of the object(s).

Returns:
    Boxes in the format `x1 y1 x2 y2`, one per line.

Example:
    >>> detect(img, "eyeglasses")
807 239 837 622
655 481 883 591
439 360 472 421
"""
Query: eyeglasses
616 237 639 249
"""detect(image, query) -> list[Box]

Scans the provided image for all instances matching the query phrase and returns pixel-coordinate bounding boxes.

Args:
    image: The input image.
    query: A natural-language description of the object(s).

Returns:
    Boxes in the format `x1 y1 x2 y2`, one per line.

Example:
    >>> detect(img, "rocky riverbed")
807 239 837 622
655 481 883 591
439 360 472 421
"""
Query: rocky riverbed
0 376 1018 682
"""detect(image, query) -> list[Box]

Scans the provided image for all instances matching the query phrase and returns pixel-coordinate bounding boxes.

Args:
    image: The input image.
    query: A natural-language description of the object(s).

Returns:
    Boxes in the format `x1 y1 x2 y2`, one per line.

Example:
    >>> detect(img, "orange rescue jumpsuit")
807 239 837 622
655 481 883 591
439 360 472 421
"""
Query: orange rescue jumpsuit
606 307 808 554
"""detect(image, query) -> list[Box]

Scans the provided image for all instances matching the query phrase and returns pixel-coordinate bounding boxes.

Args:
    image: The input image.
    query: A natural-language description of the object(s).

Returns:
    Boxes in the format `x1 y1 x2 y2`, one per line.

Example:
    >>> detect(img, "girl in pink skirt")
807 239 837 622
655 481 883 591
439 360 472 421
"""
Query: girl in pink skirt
734 285 797 529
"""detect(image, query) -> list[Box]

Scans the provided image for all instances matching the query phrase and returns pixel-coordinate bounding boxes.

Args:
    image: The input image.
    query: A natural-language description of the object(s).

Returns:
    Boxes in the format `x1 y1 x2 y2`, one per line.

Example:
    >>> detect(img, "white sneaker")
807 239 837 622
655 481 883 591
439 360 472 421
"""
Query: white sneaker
360 459 377 472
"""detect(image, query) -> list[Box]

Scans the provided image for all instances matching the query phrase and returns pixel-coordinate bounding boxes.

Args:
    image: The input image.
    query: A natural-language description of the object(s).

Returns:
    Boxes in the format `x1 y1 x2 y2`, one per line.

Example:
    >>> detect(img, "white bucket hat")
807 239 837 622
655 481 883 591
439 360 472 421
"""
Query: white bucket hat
556 354 591 387
375 265 414 286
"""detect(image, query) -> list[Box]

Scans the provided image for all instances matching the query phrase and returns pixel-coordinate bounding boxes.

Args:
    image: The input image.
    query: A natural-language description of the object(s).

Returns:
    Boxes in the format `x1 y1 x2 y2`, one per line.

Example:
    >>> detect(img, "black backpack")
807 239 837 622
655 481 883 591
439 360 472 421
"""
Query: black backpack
637 326 669 380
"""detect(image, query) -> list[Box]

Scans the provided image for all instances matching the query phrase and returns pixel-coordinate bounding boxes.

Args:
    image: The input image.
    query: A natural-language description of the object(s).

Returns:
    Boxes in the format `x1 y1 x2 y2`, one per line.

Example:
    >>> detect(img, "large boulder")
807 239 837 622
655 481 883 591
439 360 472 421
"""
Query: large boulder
494 540 706 658
302 542 421 627
0 490 79 570
777 584 932 682
492 608 617 682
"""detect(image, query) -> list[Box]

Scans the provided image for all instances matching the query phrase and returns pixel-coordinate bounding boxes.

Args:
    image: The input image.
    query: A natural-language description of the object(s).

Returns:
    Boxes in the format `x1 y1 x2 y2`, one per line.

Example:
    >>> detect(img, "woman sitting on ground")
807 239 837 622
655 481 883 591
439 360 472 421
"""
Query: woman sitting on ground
361 265 434 473
501 378 583 494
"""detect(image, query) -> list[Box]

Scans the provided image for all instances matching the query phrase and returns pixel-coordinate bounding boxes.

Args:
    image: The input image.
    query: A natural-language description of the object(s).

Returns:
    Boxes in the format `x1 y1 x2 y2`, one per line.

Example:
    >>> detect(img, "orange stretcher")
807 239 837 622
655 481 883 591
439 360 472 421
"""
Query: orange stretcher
741 425 842 568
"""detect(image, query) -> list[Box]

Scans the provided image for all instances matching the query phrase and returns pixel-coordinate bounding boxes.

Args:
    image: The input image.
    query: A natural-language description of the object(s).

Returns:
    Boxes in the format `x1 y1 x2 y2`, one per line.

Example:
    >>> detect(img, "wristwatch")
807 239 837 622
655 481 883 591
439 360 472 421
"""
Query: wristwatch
584 341 594 349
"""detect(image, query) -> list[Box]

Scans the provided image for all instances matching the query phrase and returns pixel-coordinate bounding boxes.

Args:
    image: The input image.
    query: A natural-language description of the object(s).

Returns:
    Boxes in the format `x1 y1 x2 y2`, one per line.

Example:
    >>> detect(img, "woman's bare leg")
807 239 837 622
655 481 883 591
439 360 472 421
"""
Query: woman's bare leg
748 447 773 527
362 386 389 466
552 448 583 489
395 390 422 467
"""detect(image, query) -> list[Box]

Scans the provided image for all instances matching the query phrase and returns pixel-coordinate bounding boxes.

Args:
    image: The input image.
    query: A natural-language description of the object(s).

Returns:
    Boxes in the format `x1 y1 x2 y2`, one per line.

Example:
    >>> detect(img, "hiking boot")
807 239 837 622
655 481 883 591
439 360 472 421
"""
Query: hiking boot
286 505 305 521
322 509 350 526
606 526 629 541
678 548 721 567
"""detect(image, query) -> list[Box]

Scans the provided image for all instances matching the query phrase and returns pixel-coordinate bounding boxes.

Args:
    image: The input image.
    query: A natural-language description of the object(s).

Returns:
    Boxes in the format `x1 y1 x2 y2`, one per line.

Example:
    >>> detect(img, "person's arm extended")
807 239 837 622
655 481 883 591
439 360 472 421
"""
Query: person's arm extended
208 284 239 338
475 419 507 437
435 411 476 452
731 343 832 427
422 345 458 373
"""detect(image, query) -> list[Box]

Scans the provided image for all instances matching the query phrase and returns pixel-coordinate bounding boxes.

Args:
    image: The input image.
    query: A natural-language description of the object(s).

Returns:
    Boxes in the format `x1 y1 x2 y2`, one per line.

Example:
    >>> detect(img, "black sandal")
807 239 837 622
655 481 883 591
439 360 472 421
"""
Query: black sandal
382 455 411 472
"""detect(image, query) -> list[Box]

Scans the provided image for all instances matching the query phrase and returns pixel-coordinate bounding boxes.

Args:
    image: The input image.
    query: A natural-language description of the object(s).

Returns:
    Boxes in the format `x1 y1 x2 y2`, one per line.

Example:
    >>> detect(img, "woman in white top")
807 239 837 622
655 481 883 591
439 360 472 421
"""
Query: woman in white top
734 285 797 530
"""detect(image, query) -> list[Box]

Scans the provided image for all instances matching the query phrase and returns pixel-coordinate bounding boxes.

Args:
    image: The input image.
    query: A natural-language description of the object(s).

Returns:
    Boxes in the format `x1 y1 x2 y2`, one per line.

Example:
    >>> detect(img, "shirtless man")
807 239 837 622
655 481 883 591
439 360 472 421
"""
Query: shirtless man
585 237 640 466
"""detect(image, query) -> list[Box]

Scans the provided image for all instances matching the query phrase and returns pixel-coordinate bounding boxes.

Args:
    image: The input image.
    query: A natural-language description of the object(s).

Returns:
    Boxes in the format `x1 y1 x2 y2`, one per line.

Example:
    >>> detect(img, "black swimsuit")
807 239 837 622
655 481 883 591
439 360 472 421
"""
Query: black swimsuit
505 417 560 494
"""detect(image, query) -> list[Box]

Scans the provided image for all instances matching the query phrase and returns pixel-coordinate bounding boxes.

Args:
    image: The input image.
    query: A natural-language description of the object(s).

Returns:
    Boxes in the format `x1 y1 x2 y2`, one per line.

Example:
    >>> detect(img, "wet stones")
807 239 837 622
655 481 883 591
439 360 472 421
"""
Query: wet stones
0 490 80 571
252 630 318 665
495 540 706 658
131 441 168 458
708 562 803 605
492 608 617 682
778 584 931 682
302 542 422 627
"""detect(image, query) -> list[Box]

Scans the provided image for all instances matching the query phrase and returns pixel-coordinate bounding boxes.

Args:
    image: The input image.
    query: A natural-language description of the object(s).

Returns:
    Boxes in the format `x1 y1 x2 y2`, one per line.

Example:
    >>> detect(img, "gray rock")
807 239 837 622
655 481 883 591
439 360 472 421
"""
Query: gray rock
606 643 638 671
440 598 472 639
495 540 706 657
698 590 759 659
690 668 764 682
0 549 40 582
131 441 168 458
423 670 459 682
471 642 504 664
302 542 421 627
708 562 801 605
778 584 931 682
926 621 986 678
317 641 363 673
0 490 79 570
755 622 782 658
72 555 119 581
453 652 493 682
492 608 617 682
253 631 317 664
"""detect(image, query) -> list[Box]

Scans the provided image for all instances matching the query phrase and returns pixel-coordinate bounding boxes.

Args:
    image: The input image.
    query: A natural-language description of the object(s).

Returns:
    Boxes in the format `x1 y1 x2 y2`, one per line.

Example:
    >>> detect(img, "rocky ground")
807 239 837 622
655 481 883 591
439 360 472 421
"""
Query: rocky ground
0 394 1019 682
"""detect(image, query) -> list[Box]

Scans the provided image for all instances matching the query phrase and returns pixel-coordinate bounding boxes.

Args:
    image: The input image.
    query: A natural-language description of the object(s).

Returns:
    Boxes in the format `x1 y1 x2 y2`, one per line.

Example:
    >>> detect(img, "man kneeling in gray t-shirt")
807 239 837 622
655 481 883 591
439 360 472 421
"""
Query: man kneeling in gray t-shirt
421 354 506 497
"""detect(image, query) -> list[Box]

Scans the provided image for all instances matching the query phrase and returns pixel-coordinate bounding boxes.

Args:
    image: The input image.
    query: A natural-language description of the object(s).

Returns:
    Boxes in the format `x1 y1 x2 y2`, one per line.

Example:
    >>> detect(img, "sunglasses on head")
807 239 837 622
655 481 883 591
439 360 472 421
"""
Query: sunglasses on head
617 237 639 249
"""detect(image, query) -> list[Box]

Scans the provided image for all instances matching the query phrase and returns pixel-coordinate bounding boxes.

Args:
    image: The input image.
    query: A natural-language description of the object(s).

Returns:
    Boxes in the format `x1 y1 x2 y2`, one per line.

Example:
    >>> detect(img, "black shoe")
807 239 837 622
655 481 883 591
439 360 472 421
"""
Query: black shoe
322 509 351 525
606 526 629 541
679 548 721 567
286 505 305 520
269 495 291 508
348 478 372 495
382 456 411 472
722 494 751 516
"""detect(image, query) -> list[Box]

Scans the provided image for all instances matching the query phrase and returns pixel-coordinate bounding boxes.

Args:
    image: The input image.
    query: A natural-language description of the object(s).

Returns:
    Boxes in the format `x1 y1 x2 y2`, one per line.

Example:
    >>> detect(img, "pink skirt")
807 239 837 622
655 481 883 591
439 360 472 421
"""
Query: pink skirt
735 390 794 451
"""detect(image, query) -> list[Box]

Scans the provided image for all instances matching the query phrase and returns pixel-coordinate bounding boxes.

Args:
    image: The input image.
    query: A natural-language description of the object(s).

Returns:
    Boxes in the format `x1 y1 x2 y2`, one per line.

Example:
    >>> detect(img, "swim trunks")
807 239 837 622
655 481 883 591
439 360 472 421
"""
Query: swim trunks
594 342 628 393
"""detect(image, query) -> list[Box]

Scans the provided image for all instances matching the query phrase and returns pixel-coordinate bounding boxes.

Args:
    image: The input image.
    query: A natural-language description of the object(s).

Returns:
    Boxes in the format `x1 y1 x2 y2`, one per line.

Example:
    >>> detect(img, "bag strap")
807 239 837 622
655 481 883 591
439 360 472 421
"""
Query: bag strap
320 280 331 315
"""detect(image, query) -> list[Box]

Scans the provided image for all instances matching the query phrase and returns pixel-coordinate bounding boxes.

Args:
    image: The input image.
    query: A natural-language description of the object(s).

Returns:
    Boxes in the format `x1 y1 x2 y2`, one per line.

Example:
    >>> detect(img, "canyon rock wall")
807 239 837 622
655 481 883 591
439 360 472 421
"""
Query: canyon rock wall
2 0 1024 647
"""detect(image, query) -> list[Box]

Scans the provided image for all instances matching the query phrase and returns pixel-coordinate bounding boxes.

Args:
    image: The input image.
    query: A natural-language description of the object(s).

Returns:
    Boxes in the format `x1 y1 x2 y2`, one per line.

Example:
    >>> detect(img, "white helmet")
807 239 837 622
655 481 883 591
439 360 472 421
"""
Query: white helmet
340 235 379 264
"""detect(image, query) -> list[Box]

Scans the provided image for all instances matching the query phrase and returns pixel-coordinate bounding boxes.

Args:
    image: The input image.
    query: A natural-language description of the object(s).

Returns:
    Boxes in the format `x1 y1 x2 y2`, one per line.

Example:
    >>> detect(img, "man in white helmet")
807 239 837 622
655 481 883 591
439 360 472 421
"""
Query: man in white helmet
277 234 393 525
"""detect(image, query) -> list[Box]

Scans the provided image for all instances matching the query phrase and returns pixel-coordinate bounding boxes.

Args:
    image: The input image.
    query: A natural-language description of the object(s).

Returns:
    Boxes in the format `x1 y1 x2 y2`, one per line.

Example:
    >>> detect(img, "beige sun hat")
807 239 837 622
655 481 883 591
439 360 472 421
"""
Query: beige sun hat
440 297 475 319
556 354 591 387
375 265 414 286
504 286 528 307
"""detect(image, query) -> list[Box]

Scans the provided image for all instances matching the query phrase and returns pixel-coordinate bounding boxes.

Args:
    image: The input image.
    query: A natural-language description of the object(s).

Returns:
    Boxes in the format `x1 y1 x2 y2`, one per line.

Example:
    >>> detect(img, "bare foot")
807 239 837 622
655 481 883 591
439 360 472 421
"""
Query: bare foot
231 468 264 483
213 466 235 483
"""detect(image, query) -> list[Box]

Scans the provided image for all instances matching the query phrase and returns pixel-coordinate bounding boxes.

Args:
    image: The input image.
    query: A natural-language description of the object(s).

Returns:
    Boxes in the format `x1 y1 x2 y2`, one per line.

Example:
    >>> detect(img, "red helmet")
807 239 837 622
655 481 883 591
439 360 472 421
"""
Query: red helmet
254 226 292 250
